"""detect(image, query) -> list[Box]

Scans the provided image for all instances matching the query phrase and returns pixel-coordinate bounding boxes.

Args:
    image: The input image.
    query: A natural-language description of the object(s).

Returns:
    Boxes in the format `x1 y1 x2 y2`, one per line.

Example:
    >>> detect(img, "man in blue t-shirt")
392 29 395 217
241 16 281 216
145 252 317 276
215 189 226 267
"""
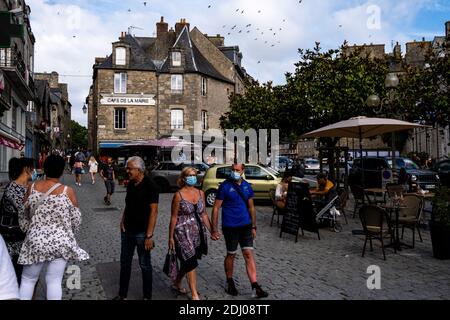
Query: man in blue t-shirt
211 163 269 298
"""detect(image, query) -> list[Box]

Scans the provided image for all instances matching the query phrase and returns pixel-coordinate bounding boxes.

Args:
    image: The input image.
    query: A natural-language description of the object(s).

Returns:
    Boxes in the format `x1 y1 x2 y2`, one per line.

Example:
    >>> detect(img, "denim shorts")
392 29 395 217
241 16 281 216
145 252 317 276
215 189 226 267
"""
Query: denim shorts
105 180 115 195
222 224 254 254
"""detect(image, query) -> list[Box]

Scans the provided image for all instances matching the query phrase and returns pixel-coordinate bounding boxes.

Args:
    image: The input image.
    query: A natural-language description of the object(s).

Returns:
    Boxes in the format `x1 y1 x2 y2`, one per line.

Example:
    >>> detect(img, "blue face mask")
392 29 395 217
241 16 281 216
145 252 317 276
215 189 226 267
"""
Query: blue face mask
186 176 197 186
31 169 38 181
231 171 242 181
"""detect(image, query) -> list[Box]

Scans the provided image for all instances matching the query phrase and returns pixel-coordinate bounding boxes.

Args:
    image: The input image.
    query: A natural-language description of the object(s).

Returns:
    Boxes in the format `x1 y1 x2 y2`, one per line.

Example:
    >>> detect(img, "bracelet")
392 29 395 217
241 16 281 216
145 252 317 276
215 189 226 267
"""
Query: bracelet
145 234 153 239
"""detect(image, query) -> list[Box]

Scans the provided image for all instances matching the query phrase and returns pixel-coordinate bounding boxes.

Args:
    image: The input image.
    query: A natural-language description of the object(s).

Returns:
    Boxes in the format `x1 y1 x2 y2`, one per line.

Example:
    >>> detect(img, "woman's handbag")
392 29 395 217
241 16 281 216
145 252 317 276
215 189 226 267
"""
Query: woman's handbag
163 249 179 281
0 185 25 242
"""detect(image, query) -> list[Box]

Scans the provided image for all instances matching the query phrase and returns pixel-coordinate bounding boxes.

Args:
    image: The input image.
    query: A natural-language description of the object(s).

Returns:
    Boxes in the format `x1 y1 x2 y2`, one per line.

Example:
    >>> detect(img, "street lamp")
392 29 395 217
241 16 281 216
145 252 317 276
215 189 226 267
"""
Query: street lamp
366 72 401 172
82 103 87 114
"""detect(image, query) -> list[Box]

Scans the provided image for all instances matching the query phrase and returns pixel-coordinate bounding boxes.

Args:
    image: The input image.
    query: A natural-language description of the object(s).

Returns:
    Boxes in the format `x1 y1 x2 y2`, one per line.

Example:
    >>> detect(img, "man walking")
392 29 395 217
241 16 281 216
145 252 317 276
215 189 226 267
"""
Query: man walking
113 156 159 300
211 163 269 298
100 157 115 205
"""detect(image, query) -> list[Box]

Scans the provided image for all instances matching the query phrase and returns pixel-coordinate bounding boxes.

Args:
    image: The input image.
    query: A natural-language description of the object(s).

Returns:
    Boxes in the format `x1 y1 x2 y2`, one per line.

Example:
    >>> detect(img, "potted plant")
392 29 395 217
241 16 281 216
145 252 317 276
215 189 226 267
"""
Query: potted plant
430 186 450 259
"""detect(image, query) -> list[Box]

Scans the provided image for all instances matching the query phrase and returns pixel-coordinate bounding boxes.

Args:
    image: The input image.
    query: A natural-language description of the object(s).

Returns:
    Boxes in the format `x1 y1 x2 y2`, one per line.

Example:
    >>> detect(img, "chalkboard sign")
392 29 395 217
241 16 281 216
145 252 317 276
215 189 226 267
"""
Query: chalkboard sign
280 182 320 241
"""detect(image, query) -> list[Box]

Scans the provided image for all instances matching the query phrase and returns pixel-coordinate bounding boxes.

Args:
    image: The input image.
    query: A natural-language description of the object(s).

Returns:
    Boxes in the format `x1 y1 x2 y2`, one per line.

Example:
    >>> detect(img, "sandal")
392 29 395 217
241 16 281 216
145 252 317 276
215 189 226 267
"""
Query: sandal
171 285 188 295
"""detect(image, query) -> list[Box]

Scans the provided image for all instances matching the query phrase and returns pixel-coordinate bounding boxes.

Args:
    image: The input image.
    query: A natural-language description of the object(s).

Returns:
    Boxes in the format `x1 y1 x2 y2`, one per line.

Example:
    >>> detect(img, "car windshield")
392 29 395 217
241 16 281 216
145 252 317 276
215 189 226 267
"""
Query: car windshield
306 159 319 165
263 166 281 178
387 159 420 170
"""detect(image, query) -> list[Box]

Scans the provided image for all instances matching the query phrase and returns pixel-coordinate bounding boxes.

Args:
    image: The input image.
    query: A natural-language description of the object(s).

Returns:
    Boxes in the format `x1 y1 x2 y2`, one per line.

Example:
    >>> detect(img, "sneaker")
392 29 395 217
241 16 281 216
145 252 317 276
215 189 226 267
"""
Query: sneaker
252 285 269 298
112 295 126 300
92 181 95 185
225 279 239 296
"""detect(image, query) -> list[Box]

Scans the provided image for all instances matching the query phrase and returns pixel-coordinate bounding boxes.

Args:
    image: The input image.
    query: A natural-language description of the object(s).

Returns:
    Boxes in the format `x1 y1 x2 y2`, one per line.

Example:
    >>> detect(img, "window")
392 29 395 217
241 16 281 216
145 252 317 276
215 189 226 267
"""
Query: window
201 77 207 96
114 73 127 93
216 166 232 179
172 51 181 67
114 108 126 129
115 47 126 65
11 106 17 131
201 110 208 131
170 109 184 130
245 166 270 180
171 75 183 94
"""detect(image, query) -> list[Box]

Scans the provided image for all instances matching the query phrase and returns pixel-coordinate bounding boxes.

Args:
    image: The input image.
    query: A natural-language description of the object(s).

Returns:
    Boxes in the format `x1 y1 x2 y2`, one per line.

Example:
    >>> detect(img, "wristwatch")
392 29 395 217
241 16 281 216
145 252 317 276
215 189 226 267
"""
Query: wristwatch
145 234 153 240
252 226 257 230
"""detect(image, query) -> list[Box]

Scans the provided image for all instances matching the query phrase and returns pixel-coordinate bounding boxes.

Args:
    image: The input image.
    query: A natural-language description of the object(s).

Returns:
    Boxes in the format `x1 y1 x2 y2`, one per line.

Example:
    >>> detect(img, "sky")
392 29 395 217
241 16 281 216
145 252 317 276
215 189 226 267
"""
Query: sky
25 0 450 127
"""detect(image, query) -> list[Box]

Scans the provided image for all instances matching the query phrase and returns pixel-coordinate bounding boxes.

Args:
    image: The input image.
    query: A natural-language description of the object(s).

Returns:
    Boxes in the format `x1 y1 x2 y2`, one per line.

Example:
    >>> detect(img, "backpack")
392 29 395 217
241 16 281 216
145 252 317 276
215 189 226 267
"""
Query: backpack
0 184 26 242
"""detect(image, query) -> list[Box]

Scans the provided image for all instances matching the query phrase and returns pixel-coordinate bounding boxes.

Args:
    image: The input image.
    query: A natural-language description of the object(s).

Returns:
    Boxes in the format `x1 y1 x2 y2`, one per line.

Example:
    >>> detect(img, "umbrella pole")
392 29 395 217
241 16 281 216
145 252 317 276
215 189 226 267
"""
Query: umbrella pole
359 127 365 204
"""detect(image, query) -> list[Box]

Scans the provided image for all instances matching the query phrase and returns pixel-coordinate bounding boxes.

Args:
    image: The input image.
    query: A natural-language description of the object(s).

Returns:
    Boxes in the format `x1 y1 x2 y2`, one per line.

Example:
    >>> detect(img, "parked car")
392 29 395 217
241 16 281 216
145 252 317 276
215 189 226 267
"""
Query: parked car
349 157 440 191
149 161 209 192
201 163 306 207
304 158 320 174
433 159 450 186
270 156 294 172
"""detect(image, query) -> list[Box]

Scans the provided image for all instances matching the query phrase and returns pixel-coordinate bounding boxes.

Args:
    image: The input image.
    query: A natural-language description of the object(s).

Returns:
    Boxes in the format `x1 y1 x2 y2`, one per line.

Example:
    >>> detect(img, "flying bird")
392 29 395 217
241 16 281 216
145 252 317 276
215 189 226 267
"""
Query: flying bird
208 5 211 8
143 2 147 6
257 61 261 64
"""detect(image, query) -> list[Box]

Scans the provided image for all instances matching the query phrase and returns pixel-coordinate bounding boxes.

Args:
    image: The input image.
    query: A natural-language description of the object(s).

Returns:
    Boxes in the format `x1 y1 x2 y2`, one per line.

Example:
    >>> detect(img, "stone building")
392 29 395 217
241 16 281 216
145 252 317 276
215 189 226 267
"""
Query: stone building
88 17 250 155
34 72 72 153
0 0 35 177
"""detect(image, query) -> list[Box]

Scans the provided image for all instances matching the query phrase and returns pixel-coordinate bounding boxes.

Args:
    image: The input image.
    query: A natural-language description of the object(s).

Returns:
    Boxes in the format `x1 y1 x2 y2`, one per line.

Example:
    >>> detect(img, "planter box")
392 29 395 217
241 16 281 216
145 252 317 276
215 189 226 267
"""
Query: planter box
429 221 450 260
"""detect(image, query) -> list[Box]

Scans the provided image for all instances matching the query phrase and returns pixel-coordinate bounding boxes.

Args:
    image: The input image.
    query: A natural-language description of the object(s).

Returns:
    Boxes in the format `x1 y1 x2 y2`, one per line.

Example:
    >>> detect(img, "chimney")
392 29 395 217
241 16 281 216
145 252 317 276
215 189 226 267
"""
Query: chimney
175 18 190 35
394 42 401 60
157 16 168 38
446 21 450 39
120 31 126 40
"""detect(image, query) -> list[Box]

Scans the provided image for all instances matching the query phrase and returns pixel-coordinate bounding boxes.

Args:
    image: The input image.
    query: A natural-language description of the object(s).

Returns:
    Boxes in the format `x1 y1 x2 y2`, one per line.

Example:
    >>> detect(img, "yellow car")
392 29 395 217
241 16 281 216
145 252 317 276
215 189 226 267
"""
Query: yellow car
201 164 284 207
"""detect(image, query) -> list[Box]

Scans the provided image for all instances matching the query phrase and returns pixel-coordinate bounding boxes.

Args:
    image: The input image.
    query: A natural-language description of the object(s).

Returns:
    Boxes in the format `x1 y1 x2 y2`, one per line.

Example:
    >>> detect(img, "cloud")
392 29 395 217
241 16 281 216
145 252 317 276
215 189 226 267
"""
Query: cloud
26 0 449 127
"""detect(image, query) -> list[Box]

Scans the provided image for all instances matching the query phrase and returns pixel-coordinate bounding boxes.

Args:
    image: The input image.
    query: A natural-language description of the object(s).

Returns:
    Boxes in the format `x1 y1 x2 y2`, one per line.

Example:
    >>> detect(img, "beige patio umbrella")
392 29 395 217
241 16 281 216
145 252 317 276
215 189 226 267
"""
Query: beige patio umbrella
302 116 426 187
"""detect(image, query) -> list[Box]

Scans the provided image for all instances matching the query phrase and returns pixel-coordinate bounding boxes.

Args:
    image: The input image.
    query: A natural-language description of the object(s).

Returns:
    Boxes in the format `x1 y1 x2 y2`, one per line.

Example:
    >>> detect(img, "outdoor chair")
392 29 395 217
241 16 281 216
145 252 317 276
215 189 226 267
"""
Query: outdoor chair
350 185 376 218
398 194 423 248
359 205 396 260
269 189 284 227
385 183 406 203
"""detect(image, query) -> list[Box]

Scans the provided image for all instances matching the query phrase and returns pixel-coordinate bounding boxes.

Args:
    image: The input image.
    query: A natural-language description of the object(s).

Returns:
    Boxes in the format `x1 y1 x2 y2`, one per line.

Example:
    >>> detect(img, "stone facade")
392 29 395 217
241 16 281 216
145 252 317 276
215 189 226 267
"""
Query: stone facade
88 17 249 154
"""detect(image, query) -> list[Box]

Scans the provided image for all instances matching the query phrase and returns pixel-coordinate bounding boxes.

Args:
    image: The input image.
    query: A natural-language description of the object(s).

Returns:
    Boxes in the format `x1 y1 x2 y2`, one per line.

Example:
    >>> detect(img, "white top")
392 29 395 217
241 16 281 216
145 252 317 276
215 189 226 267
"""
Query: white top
0 235 19 300
88 160 98 173
18 184 89 265
275 183 288 200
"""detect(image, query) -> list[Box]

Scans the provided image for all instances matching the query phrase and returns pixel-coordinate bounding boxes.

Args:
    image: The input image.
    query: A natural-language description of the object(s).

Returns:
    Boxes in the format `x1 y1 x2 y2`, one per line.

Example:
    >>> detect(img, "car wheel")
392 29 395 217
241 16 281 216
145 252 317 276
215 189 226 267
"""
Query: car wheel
154 178 170 193
205 189 217 207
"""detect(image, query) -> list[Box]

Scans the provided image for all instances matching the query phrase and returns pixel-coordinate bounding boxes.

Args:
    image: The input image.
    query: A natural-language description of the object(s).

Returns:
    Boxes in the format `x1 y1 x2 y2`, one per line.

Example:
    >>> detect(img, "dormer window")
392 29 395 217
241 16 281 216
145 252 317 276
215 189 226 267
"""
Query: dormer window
115 47 126 66
172 51 181 67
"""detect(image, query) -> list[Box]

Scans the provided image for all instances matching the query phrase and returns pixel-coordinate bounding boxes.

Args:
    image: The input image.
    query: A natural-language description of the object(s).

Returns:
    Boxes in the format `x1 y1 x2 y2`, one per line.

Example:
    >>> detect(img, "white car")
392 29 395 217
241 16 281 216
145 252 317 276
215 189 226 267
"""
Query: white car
304 158 320 174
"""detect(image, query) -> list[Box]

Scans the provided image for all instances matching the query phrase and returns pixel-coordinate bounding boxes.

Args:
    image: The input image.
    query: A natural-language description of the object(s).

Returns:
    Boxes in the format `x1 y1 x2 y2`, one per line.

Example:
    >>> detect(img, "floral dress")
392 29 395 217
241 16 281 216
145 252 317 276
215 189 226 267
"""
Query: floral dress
18 183 89 265
174 191 208 273
2 182 27 257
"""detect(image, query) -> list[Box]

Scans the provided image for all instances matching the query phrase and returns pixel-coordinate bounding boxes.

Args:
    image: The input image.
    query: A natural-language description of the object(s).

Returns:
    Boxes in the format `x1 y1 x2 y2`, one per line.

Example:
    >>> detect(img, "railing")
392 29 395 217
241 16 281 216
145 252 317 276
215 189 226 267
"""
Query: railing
0 121 25 142
0 47 27 80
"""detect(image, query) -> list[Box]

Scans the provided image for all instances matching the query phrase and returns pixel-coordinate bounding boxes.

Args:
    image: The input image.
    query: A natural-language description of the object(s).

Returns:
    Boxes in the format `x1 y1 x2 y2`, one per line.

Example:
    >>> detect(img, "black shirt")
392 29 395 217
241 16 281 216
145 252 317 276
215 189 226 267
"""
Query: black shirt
124 176 159 233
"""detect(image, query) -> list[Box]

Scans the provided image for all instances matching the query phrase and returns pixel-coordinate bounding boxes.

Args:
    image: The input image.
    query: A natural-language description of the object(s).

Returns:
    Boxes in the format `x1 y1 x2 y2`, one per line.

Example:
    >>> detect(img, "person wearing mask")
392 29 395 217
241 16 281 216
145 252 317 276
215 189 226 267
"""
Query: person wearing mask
211 163 269 298
0 157 36 283
18 155 89 300
168 167 213 300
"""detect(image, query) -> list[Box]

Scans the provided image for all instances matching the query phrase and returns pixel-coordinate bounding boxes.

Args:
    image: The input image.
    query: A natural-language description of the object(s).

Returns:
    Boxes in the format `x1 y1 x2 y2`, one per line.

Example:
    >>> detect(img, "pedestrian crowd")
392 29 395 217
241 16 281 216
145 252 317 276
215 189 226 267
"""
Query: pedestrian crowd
0 151 268 300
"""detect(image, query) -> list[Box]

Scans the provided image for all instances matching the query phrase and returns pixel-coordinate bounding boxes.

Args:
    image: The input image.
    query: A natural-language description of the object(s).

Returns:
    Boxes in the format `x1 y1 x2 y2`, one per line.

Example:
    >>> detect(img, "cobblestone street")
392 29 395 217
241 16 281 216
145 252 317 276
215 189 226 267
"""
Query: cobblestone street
34 174 450 300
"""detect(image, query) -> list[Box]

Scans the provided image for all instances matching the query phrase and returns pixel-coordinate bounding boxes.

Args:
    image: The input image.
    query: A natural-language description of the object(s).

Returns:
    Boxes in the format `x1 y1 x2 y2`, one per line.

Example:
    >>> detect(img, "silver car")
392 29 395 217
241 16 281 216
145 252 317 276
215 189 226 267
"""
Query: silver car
304 158 320 174
149 161 209 192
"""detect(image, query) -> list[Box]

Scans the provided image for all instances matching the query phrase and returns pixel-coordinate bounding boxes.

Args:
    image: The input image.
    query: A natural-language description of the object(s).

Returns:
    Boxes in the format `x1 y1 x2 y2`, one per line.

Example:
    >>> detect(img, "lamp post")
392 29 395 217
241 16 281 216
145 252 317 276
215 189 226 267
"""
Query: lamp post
82 103 87 114
366 72 401 172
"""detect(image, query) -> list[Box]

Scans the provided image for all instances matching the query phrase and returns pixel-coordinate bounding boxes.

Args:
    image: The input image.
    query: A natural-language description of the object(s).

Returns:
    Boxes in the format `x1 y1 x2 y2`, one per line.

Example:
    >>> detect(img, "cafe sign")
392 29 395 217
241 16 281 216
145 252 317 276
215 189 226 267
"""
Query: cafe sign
100 94 156 106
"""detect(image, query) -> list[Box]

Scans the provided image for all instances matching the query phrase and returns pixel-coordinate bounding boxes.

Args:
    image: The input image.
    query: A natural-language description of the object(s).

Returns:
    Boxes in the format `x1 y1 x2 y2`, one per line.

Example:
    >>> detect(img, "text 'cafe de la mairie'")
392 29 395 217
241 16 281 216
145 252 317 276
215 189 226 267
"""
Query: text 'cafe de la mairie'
87 17 253 154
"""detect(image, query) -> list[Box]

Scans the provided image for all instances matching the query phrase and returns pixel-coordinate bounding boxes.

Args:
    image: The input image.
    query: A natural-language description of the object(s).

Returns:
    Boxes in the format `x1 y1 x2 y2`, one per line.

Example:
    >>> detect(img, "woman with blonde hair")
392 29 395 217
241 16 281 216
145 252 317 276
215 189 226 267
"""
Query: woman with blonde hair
88 156 99 185
168 167 213 300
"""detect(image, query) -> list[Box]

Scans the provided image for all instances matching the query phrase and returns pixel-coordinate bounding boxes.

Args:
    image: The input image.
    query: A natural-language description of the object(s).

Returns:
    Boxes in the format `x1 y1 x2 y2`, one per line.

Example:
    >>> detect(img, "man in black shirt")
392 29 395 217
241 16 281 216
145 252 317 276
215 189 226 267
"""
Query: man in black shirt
113 156 159 300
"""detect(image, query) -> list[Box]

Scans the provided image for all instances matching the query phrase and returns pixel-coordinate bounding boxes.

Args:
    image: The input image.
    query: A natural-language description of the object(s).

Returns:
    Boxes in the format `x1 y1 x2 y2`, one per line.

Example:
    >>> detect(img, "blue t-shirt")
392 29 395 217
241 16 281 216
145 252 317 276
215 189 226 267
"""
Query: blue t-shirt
216 179 254 228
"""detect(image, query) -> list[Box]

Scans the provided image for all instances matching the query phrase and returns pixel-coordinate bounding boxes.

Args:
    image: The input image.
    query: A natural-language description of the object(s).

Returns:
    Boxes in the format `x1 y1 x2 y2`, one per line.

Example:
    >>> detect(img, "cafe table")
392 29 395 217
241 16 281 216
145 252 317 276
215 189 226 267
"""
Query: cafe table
380 202 411 251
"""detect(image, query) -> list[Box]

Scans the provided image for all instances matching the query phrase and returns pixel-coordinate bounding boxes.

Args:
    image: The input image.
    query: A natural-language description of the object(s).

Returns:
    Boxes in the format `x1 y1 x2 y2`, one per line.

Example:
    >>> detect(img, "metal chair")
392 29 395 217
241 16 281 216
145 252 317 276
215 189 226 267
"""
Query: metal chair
350 185 376 218
359 205 396 260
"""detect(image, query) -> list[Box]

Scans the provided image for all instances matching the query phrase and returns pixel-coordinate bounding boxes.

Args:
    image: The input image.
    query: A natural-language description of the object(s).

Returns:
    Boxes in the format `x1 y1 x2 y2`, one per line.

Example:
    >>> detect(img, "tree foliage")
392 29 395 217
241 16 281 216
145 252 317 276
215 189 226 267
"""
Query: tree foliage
70 120 88 150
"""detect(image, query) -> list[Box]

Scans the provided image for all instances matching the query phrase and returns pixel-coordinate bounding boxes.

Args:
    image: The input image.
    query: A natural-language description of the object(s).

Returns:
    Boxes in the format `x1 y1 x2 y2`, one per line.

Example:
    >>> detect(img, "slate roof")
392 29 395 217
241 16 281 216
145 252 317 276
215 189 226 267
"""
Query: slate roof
35 80 47 104
96 26 234 83
160 27 233 83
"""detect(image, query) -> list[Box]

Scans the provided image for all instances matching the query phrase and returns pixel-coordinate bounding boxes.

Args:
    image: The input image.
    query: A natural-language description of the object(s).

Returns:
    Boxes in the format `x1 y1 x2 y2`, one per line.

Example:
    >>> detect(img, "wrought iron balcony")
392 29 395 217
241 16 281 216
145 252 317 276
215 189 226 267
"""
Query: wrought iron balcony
0 47 34 100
